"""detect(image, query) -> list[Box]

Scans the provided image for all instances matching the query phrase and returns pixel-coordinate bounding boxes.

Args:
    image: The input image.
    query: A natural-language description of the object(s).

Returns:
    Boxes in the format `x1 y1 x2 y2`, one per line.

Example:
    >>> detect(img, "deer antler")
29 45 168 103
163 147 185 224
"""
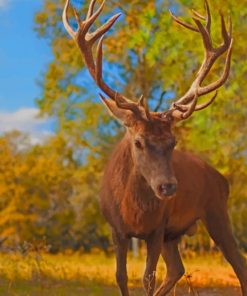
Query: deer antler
169 0 233 120
62 0 150 120
63 0 232 123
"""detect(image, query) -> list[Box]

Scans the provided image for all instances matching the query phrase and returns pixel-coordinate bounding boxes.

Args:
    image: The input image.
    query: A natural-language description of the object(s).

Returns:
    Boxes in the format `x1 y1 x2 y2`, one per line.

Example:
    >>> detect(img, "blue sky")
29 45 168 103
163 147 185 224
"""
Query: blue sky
0 0 53 142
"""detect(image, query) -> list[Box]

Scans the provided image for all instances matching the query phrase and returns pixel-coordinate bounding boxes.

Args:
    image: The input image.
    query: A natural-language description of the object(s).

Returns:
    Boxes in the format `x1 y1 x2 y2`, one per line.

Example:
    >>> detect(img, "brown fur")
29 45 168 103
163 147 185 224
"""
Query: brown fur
99 117 247 296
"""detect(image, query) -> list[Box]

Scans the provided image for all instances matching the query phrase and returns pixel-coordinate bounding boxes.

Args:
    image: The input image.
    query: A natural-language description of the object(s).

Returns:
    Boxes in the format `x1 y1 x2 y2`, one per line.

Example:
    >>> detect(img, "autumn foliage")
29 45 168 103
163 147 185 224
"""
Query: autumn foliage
0 0 246 252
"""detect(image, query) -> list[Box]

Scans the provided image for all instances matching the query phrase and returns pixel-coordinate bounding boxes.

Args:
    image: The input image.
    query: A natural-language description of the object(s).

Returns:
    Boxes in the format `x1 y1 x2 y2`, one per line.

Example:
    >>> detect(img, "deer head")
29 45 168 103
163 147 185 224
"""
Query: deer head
63 0 233 199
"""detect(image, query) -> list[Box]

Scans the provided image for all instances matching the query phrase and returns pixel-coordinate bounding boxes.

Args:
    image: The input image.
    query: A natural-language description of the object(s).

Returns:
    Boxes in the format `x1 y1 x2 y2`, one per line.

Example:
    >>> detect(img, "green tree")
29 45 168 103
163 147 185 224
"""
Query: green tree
34 0 247 250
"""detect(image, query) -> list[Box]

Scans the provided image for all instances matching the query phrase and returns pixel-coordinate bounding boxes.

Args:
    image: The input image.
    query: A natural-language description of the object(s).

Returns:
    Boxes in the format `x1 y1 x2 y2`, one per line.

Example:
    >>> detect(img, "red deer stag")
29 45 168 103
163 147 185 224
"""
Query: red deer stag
63 0 247 295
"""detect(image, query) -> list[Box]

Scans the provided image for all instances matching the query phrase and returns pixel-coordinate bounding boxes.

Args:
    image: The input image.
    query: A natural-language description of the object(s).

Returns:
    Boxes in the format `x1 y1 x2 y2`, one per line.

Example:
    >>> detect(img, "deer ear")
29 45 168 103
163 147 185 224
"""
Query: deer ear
100 95 134 127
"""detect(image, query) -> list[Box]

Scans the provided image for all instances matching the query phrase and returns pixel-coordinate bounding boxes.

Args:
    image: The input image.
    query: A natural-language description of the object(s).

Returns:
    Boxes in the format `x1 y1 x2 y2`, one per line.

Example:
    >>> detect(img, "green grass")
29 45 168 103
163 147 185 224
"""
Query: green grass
0 251 244 295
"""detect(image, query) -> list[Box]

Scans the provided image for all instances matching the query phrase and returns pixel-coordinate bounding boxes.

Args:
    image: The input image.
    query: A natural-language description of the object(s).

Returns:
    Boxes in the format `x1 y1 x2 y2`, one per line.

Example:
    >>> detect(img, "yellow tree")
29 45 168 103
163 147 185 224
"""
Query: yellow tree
34 0 247 250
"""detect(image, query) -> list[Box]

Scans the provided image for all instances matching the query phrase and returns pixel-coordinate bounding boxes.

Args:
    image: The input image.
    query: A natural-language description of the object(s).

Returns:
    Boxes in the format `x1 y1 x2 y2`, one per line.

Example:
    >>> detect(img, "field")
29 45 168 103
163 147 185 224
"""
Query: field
0 249 244 296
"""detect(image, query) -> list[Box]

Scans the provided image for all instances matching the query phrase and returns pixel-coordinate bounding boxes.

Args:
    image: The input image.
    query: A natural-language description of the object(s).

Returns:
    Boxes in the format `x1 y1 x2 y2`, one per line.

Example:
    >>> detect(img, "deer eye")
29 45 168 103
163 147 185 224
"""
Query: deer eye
134 139 143 149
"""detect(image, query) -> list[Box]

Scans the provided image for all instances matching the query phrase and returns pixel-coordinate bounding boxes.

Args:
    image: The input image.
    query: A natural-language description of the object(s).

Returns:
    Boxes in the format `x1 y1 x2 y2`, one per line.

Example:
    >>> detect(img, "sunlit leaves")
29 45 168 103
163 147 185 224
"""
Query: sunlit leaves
32 0 247 250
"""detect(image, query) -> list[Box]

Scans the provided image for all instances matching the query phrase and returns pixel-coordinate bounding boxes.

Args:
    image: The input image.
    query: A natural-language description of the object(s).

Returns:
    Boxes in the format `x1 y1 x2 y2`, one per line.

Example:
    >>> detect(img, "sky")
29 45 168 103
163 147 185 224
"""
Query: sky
0 0 54 143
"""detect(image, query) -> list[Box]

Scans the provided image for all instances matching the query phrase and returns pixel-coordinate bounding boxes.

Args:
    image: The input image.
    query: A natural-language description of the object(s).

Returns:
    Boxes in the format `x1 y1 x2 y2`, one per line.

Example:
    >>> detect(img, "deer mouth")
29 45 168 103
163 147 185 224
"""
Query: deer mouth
156 193 176 201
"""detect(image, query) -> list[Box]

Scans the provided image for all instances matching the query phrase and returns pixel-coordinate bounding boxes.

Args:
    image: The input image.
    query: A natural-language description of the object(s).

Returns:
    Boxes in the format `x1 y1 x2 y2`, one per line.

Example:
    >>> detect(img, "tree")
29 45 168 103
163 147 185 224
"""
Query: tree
34 0 247 250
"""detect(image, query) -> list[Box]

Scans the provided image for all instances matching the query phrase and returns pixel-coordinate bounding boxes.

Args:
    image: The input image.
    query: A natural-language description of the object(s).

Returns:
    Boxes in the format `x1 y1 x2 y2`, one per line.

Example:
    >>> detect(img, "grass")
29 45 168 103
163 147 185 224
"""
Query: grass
0 249 244 295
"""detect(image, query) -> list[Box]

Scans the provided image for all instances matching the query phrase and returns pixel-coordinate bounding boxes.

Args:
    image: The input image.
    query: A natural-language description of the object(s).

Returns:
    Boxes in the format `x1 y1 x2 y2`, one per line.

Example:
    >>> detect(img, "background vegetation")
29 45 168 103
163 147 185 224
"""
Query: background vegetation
0 0 246 256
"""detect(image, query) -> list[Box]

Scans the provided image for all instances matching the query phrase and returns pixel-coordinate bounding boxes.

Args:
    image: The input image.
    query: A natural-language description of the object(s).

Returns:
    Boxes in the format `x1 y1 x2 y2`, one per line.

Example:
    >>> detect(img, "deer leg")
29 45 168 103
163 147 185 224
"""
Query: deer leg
203 207 247 296
154 239 185 296
143 230 163 296
112 230 130 296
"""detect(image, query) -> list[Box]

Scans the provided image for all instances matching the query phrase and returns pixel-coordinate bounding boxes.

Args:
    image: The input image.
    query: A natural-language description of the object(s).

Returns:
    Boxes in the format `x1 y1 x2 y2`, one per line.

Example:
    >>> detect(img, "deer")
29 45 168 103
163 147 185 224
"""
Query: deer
62 0 247 295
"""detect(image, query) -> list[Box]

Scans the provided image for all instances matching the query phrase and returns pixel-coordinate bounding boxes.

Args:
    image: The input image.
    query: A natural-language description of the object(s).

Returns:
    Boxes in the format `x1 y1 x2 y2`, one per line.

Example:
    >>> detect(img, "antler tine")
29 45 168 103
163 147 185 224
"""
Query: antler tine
96 35 104 85
192 9 206 21
83 1 105 34
192 17 212 51
167 1 233 120
62 0 76 39
195 91 217 111
169 10 199 33
200 39 233 94
72 7 81 25
204 0 211 33
90 13 121 44
191 0 211 31
138 95 151 120
220 12 231 46
138 95 145 107
86 0 97 20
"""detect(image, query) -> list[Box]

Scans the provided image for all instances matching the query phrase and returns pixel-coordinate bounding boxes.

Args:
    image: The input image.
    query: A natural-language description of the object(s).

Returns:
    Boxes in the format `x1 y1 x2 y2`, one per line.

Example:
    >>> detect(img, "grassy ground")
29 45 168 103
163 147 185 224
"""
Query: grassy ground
0 250 244 295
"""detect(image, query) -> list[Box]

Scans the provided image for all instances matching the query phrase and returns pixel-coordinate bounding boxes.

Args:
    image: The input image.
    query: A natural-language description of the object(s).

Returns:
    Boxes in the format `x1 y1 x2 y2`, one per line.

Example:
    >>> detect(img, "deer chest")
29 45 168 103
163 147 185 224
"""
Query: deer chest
120 196 166 237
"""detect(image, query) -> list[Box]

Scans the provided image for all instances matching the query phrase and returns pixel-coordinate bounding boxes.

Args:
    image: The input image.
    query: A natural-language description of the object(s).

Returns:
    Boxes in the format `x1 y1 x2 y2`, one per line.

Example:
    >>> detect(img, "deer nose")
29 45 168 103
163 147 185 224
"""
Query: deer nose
158 183 177 197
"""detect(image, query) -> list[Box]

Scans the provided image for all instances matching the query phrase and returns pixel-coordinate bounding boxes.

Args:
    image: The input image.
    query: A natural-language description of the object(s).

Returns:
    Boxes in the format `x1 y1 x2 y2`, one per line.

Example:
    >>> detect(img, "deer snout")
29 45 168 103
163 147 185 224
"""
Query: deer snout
157 183 177 199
